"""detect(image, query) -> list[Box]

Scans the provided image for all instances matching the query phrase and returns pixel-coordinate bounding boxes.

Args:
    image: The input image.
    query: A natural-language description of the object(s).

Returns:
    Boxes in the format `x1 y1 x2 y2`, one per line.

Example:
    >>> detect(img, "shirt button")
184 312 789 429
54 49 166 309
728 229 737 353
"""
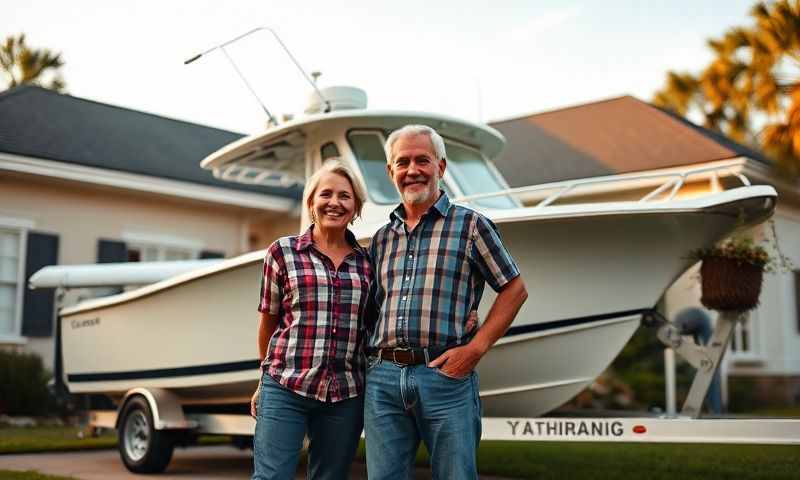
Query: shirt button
405 276 411 281
402 296 407 301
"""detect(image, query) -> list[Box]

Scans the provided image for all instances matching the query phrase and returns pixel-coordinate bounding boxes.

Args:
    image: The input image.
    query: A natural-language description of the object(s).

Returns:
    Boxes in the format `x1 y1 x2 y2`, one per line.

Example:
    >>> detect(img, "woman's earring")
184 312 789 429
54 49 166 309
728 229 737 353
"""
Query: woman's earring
310 210 316 224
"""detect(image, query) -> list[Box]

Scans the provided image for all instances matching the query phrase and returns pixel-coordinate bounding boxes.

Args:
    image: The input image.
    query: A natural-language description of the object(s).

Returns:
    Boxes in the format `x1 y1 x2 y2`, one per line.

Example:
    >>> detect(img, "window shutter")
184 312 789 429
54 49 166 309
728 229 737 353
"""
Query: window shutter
795 271 800 334
22 232 59 337
97 239 127 263
97 239 127 295
199 250 225 259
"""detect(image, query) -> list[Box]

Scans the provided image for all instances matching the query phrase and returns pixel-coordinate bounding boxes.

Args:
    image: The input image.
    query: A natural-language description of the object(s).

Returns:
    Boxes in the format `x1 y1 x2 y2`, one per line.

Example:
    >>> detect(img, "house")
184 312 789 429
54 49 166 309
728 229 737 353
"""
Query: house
489 96 800 408
0 86 301 370
4 85 797 408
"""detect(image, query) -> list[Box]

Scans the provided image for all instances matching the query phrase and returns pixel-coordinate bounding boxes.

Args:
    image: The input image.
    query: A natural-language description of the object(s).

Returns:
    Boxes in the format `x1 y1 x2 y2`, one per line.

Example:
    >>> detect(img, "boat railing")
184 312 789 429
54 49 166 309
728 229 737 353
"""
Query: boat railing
454 161 751 208
216 164 304 187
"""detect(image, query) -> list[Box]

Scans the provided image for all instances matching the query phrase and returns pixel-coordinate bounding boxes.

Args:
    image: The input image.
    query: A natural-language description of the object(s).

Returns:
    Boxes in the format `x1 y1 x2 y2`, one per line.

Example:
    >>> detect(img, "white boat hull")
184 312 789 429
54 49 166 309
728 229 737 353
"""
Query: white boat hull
57 188 775 416
473 191 772 416
479 315 639 417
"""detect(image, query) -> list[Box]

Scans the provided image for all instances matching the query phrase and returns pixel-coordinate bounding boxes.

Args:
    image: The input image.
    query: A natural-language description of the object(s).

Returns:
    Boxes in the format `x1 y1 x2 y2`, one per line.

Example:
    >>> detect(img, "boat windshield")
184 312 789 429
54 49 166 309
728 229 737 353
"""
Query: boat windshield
445 142 517 209
348 131 401 204
348 131 514 208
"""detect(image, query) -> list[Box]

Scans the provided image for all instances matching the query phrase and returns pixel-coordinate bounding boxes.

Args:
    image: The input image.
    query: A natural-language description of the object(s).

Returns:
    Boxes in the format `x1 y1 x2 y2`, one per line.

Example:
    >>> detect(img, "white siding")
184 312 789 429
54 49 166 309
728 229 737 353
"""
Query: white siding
664 206 800 376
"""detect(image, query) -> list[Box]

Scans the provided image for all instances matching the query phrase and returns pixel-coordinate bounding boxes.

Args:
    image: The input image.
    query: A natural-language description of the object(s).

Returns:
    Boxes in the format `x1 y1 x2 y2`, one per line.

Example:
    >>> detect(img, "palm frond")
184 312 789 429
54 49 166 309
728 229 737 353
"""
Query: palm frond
0 33 66 92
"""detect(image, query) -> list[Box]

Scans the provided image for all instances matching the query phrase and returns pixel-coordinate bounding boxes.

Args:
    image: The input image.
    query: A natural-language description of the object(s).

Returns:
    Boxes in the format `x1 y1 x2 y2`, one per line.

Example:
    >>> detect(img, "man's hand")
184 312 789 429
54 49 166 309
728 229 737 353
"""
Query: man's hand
250 385 260 418
428 343 484 379
435 277 527 379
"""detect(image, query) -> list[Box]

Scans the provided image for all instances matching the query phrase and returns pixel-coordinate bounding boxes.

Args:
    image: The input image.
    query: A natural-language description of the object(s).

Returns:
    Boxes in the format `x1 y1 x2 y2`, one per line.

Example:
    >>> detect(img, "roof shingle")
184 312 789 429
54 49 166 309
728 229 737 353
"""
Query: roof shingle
489 95 771 187
0 85 301 199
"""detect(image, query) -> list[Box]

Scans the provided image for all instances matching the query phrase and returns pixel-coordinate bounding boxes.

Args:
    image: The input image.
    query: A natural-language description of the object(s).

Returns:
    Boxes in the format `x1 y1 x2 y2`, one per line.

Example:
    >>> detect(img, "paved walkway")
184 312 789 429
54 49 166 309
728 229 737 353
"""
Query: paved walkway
0 445 513 479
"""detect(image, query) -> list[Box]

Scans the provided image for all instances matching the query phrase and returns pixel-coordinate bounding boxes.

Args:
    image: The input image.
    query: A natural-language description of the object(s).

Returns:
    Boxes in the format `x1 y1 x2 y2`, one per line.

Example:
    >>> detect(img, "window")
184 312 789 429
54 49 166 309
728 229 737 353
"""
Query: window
127 243 195 262
122 232 201 263
348 131 401 204
0 228 23 338
730 308 759 358
348 131 461 205
321 142 341 161
445 142 517 209
348 130 517 208
731 321 750 352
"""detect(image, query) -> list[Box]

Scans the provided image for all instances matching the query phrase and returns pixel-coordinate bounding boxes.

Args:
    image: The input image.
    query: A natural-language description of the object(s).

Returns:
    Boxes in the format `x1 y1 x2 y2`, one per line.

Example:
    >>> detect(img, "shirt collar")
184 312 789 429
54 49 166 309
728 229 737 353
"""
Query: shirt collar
295 224 367 257
389 190 451 227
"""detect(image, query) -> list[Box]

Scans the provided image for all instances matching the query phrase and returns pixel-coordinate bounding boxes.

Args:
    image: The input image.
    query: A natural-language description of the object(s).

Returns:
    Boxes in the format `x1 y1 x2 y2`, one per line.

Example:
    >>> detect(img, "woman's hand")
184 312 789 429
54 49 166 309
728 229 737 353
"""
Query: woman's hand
250 385 260 418
466 310 479 333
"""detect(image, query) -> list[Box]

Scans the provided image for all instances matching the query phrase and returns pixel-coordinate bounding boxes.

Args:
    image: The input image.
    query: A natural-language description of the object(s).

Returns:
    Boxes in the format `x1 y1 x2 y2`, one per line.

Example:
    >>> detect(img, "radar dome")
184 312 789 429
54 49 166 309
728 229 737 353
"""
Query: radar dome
305 86 367 114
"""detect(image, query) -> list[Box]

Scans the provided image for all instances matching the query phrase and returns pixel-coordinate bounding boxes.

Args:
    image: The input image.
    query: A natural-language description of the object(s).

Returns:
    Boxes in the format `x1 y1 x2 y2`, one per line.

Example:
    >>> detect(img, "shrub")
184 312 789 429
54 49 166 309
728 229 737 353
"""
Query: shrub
0 349 51 415
563 326 694 412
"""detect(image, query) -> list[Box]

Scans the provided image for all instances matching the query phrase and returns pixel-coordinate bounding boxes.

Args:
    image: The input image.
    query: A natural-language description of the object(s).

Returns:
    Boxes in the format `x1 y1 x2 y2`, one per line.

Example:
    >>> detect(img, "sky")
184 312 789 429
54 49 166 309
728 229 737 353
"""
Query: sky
3 0 758 134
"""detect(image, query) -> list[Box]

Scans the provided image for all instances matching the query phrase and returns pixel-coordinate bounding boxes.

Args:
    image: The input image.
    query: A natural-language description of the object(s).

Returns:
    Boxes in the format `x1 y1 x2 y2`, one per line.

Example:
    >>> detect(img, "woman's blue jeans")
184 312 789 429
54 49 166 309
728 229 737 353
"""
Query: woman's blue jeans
252 373 364 480
364 358 482 480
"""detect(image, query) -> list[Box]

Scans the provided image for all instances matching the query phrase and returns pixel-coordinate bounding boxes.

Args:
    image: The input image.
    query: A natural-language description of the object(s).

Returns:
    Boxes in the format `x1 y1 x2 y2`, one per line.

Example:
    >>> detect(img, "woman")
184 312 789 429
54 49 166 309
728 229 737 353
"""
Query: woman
250 159 372 480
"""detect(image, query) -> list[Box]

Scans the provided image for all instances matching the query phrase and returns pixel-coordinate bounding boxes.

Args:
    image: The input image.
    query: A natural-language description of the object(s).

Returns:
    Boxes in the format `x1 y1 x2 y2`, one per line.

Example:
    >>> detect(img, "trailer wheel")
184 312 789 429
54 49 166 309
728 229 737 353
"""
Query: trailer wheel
118 396 174 473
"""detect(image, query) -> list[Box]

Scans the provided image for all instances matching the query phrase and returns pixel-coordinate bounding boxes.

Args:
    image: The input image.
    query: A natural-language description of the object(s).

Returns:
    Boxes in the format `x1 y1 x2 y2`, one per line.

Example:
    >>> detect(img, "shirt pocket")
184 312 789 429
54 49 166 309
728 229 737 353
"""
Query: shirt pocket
286 266 329 308
339 273 370 323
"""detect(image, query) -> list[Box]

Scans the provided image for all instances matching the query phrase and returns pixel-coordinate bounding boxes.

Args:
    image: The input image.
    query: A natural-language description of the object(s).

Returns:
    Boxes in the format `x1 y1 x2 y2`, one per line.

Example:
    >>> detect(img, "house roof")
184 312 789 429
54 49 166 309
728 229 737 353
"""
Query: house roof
0 85 301 199
489 95 772 187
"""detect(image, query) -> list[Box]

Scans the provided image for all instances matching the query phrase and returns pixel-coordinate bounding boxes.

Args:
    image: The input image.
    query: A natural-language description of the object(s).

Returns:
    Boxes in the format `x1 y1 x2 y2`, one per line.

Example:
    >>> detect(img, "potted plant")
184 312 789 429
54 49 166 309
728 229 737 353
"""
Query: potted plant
689 220 793 312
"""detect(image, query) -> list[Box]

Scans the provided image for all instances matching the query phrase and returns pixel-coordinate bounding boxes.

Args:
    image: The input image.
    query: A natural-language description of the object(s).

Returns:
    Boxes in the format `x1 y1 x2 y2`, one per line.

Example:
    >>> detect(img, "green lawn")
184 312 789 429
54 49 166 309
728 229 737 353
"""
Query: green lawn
470 441 800 480
0 471 77 480
0 427 116 455
751 406 800 417
4 428 799 479
353 440 800 479
0 426 229 455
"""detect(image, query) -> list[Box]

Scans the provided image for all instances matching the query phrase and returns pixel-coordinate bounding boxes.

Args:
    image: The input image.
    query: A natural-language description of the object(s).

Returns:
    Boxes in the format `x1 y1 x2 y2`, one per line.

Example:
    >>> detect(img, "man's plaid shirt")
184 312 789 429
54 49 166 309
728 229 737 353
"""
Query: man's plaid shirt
368 192 520 349
258 226 372 402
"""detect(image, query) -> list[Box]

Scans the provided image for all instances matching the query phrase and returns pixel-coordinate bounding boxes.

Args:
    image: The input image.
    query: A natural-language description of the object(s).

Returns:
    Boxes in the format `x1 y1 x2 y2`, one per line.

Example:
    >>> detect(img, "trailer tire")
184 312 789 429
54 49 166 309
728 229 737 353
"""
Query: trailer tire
118 396 174 473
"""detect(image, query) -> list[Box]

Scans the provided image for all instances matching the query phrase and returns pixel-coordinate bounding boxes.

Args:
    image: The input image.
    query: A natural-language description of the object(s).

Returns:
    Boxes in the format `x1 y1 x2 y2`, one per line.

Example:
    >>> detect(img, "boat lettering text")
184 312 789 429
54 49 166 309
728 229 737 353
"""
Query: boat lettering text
506 420 624 438
71 318 100 329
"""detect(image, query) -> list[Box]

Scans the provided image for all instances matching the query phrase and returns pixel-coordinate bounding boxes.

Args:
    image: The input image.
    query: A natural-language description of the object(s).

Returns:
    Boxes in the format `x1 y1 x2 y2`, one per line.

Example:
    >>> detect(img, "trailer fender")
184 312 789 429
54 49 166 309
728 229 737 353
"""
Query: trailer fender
117 388 197 430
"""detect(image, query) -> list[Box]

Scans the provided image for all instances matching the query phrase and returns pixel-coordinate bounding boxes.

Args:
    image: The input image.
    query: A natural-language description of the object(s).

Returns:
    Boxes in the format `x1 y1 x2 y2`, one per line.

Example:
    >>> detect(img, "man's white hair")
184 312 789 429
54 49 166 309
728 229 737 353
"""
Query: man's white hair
384 124 447 164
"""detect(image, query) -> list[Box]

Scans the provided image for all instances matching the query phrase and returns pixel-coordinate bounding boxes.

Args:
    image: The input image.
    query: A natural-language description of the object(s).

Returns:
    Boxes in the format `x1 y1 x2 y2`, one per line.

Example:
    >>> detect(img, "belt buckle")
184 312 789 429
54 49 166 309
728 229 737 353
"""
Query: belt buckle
392 347 412 366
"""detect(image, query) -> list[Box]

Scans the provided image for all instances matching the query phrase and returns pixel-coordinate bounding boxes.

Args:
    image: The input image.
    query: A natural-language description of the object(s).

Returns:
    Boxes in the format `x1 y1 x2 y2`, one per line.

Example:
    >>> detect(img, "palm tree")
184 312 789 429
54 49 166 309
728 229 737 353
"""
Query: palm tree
654 29 754 144
749 1 800 175
0 33 66 92
654 1 800 176
652 71 701 117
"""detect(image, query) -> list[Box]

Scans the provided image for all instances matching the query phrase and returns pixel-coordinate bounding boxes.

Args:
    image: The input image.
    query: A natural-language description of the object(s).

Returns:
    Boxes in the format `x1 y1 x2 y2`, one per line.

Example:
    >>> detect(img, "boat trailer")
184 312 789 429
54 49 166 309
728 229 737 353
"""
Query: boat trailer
85 312 800 446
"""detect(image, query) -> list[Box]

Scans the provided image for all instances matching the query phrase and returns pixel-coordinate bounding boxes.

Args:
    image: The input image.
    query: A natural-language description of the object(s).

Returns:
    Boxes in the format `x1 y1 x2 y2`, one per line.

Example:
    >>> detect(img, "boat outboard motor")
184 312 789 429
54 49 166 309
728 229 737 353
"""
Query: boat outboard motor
673 307 723 414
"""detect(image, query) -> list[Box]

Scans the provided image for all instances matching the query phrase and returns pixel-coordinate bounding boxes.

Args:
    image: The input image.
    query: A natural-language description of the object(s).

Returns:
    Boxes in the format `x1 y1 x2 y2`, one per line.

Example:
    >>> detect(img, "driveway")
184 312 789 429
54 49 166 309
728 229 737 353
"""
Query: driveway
0 446 512 479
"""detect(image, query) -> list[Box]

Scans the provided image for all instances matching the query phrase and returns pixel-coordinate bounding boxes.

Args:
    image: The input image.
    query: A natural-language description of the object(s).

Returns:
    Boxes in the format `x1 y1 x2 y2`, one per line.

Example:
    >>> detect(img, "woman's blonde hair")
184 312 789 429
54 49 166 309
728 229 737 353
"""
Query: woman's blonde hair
302 158 367 224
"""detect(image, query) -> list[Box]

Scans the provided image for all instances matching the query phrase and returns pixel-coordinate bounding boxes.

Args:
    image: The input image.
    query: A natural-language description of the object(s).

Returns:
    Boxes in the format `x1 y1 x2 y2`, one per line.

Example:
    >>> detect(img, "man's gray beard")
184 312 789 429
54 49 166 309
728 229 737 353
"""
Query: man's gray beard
403 189 431 204
402 179 439 205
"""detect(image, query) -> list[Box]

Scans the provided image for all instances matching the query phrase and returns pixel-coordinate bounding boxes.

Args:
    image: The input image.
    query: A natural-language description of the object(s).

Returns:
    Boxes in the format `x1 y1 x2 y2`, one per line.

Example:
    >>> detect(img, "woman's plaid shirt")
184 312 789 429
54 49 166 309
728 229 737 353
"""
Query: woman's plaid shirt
368 192 520 349
258 226 372 402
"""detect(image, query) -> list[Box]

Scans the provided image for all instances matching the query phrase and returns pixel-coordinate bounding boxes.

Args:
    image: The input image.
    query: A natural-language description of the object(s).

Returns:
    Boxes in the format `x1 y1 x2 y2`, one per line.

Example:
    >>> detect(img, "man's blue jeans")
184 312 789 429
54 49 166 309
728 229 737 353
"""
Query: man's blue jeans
364 357 482 480
252 374 364 480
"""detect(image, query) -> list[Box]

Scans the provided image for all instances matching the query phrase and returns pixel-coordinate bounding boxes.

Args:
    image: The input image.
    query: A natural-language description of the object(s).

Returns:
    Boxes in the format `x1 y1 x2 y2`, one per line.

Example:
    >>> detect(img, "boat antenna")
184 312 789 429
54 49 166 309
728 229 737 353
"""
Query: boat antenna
184 27 332 123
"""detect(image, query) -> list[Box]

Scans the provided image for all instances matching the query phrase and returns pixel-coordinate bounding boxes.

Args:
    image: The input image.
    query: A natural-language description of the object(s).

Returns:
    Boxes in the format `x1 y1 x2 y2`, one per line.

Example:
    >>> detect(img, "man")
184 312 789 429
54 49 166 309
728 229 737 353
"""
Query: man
365 124 528 479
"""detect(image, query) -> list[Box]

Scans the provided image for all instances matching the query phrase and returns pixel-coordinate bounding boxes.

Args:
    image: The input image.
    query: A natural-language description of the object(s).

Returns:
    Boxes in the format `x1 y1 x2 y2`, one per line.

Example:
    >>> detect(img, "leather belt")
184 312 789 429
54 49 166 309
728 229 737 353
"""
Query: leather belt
377 347 425 365
374 346 451 366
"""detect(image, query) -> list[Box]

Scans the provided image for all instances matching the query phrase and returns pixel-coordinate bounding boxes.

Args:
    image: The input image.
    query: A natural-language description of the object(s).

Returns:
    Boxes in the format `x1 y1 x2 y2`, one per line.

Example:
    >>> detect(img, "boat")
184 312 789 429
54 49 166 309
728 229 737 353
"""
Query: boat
32 86 777 420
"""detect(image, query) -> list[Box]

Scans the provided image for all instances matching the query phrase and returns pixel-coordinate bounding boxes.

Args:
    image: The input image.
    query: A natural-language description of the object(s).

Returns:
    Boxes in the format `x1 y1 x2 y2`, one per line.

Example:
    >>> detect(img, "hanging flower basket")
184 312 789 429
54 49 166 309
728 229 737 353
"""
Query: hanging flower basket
699 256 764 311
689 219 793 313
